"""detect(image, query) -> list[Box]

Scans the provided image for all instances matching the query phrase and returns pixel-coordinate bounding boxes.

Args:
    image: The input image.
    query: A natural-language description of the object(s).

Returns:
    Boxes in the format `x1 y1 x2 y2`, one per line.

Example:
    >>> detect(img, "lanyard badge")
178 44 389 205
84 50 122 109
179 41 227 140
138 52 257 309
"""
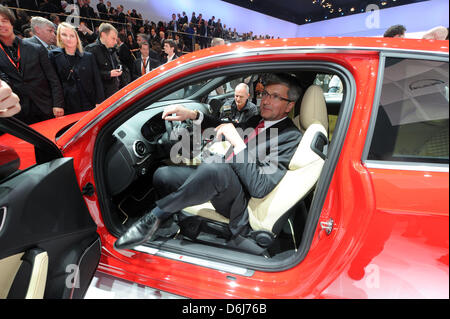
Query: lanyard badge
0 42 20 71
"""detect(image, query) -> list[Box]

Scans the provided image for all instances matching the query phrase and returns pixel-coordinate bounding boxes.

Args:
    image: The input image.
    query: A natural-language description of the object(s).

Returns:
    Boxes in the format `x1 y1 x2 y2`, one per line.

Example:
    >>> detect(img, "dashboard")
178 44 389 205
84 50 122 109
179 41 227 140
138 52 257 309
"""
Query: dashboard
105 99 211 196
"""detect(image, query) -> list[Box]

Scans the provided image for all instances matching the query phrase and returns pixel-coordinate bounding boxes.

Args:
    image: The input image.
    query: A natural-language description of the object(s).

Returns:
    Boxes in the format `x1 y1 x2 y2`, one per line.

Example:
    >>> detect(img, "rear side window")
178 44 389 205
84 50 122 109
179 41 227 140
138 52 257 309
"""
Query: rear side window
367 58 449 164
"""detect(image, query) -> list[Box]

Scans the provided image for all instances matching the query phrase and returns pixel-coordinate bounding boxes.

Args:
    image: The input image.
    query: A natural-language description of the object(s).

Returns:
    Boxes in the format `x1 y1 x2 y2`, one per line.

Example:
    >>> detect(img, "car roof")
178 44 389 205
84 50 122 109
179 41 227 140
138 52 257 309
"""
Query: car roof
186 37 449 60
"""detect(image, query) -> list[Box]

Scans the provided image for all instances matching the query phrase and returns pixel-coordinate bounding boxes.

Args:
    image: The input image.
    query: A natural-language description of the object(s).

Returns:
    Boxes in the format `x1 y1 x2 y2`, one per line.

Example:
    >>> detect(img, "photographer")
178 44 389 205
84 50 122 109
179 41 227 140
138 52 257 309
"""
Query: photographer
49 23 104 115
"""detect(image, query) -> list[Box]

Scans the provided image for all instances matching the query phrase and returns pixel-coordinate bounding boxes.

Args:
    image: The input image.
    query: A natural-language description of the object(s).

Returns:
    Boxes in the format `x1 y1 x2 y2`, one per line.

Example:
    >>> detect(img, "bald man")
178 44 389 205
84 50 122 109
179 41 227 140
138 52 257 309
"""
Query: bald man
219 83 259 124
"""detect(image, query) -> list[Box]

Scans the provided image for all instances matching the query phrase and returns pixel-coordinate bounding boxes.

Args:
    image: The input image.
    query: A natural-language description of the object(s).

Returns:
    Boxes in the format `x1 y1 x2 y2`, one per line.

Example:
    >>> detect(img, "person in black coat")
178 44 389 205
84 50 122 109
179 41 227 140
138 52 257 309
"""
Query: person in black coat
0 5 64 124
49 22 104 115
84 23 122 99
97 0 108 21
114 74 303 250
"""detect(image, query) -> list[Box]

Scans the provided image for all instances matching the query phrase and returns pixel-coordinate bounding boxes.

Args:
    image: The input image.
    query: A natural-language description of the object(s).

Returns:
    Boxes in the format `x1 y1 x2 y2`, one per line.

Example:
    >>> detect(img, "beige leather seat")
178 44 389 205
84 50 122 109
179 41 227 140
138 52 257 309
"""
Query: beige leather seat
183 85 328 235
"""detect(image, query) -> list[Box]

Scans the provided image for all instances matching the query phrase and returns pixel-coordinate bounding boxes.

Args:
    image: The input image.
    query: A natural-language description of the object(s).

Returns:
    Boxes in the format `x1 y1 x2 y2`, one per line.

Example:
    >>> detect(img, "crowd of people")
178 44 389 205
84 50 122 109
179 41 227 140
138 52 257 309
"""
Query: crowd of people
0 1 279 124
0 1 448 124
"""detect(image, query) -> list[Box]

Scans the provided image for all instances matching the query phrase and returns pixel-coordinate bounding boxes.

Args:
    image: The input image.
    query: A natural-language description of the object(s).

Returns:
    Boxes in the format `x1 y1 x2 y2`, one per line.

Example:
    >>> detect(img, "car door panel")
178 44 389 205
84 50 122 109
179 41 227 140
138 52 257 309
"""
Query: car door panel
0 157 100 299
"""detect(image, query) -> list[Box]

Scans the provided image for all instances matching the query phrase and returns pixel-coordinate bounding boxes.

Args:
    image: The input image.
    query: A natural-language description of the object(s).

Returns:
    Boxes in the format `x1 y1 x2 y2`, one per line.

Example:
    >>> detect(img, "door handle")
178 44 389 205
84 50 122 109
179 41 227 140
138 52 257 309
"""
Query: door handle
0 207 6 233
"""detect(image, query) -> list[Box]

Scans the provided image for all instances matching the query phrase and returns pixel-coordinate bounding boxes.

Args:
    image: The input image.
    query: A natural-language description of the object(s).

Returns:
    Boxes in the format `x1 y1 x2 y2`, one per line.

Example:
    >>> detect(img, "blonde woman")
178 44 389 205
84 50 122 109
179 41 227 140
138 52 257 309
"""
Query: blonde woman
49 22 104 115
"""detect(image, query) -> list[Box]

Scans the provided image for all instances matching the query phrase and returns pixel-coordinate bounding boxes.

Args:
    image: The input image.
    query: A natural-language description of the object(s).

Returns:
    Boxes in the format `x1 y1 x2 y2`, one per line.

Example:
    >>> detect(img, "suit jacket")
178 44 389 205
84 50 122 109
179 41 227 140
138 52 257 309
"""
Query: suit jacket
117 43 135 74
131 56 161 81
161 53 180 64
0 37 64 120
24 36 55 50
48 48 105 114
201 114 302 199
84 39 119 99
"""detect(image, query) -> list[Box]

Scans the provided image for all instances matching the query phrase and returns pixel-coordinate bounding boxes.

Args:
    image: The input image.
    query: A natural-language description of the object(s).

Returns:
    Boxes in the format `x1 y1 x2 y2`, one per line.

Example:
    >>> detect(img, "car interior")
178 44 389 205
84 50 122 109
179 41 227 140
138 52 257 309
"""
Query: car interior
95 68 345 270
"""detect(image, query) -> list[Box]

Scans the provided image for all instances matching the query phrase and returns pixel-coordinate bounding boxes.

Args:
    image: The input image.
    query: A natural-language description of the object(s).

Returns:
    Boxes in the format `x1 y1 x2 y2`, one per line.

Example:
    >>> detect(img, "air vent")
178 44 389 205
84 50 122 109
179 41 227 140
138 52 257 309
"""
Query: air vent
133 141 147 158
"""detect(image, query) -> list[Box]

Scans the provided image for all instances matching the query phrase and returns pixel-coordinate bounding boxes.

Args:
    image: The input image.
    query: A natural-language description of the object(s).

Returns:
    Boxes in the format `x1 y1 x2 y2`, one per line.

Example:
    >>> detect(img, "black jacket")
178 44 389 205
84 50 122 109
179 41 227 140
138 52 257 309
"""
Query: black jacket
219 98 259 124
161 53 180 64
84 39 120 99
48 48 105 114
0 37 64 122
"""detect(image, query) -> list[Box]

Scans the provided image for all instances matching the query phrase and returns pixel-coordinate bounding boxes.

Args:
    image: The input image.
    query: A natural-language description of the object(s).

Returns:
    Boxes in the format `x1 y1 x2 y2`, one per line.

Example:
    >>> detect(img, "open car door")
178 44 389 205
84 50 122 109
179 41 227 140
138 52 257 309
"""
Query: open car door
0 118 100 299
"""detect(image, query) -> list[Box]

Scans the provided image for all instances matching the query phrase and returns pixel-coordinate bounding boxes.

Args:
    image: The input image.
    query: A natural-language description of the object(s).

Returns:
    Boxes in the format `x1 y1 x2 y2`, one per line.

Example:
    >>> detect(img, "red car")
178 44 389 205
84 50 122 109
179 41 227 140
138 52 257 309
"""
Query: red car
0 37 448 299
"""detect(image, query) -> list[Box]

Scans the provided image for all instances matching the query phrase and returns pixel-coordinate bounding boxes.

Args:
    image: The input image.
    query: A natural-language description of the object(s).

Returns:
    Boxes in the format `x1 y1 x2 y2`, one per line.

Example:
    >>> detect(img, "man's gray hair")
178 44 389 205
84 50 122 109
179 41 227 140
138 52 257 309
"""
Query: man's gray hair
30 16 55 32
264 73 302 103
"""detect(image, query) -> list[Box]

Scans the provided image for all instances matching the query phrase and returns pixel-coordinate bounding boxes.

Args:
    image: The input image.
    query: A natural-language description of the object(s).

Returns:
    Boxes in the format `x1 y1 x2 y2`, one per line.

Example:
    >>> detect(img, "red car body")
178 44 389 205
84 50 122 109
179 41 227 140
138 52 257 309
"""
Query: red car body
1 37 448 298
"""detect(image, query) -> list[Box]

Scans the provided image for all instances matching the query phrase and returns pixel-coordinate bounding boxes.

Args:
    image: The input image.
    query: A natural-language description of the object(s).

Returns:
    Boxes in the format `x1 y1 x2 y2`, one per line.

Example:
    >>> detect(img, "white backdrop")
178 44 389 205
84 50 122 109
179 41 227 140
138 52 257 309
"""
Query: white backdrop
89 0 449 38
89 0 299 38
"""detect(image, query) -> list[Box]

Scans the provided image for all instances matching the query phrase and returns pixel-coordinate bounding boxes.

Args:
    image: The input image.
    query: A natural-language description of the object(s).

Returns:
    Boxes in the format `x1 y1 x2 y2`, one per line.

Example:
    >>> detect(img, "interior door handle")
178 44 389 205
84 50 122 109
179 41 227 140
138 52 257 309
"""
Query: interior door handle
23 249 48 299
0 207 6 233
6 248 49 299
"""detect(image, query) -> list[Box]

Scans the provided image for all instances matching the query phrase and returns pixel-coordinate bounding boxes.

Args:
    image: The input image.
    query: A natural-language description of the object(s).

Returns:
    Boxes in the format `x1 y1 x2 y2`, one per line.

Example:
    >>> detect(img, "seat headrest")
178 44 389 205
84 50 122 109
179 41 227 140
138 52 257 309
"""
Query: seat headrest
297 85 328 133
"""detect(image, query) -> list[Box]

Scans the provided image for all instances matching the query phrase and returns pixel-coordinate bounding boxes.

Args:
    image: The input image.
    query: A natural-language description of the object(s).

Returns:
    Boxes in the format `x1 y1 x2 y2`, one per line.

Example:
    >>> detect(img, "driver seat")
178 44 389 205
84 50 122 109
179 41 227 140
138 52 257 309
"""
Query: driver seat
180 85 329 253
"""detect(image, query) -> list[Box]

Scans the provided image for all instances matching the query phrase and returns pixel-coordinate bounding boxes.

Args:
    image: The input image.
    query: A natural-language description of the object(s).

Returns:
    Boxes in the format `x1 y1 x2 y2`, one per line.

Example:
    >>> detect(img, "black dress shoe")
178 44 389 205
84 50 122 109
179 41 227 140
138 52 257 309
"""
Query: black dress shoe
114 212 162 250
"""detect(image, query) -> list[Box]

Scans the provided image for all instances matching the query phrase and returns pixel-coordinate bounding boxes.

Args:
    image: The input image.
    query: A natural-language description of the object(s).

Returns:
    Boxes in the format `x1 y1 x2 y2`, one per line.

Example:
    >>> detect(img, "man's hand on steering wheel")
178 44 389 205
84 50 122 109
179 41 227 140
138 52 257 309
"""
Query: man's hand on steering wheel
162 104 197 121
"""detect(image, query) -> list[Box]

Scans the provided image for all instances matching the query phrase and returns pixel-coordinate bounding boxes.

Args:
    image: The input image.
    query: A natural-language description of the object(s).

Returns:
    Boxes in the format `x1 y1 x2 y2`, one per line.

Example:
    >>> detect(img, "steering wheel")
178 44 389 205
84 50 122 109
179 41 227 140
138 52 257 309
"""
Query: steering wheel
158 119 197 158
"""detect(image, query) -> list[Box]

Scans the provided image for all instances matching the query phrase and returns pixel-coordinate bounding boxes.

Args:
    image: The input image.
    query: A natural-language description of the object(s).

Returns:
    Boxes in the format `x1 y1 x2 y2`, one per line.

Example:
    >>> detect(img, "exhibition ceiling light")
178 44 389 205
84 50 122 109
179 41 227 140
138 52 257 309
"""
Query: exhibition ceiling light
305 0 398 22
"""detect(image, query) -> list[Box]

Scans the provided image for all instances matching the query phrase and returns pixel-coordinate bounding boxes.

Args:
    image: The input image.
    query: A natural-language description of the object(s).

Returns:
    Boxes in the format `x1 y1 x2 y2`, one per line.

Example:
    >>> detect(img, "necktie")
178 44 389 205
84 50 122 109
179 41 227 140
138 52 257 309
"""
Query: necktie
142 57 147 75
226 121 265 161
243 121 265 144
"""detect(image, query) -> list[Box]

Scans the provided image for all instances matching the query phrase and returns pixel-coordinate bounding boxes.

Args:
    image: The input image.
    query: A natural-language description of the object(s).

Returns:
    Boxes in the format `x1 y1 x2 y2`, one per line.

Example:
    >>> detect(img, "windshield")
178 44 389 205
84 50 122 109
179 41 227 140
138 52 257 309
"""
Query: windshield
160 79 214 101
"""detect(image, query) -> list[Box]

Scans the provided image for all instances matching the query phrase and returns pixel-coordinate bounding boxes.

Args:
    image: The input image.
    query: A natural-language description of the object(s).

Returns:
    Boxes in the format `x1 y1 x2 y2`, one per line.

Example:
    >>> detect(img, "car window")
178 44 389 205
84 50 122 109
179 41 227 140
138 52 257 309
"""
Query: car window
314 73 343 139
367 58 449 164
314 74 343 93
208 81 234 97
160 79 212 101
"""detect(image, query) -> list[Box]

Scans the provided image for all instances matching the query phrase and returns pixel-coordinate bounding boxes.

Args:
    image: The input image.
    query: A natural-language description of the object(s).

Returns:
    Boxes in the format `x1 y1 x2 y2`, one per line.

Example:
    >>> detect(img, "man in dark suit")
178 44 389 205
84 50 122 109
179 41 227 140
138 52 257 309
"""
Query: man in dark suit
168 13 179 34
135 33 160 61
115 74 303 250
25 16 57 50
0 5 64 124
131 42 160 81
85 23 122 99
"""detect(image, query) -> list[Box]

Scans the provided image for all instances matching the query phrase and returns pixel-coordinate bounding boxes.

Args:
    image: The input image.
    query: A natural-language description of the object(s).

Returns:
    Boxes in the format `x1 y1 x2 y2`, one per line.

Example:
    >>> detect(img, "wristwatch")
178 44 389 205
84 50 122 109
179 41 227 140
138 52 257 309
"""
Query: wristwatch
193 109 200 120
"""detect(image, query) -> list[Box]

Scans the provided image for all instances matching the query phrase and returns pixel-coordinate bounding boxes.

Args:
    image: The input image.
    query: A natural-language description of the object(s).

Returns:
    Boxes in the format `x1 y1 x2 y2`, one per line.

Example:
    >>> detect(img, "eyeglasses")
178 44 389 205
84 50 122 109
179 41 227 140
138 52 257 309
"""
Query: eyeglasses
261 90 292 103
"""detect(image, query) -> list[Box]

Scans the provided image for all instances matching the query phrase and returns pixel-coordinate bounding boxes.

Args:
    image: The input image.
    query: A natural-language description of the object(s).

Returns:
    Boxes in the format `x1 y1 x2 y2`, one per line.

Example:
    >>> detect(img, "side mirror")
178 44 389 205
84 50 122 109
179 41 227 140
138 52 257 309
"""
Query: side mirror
0 144 20 180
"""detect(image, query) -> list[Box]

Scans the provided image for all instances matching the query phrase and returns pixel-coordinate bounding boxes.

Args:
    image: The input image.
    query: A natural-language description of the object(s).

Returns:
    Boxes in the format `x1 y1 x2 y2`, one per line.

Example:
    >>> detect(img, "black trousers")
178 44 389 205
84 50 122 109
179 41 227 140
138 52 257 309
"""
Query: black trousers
153 163 249 236
14 100 52 125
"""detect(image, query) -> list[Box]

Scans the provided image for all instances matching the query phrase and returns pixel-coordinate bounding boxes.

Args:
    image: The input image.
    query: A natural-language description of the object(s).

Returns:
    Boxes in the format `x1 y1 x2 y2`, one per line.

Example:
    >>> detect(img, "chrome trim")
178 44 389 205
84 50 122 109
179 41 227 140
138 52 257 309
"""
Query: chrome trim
0 206 6 233
320 218 334 236
134 245 254 277
132 140 146 159
61 45 448 151
365 161 449 172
